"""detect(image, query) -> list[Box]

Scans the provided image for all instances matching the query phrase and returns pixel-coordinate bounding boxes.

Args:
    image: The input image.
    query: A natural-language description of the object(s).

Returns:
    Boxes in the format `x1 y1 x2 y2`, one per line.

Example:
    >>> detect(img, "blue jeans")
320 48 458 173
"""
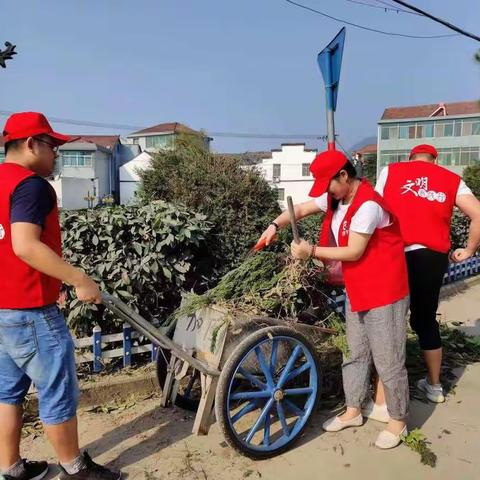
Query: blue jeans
0 304 79 425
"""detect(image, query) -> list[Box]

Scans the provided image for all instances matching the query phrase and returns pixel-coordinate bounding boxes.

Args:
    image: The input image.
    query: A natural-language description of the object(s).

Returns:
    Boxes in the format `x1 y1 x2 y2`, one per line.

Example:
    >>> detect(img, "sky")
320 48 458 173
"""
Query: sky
1 0 479 153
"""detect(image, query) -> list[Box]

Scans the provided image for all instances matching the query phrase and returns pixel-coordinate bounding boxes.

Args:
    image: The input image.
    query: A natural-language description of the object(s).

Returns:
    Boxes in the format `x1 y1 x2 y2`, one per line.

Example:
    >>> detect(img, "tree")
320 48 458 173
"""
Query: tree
463 164 480 198
138 138 281 283
0 42 17 68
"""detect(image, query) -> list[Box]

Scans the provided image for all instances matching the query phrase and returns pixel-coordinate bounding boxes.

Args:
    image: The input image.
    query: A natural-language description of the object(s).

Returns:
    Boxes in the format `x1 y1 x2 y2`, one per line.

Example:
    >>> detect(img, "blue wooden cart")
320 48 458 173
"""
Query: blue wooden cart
102 292 337 459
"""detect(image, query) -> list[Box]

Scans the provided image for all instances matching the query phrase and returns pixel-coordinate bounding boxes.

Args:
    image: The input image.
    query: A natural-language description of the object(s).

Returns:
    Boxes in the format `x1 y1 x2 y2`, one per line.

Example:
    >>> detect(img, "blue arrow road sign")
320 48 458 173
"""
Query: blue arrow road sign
317 28 346 150
317 27 346 112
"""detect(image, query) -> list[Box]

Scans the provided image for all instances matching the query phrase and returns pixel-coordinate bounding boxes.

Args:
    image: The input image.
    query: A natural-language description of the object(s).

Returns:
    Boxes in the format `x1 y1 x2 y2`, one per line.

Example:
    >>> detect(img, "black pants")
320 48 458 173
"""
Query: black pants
405 248 449 350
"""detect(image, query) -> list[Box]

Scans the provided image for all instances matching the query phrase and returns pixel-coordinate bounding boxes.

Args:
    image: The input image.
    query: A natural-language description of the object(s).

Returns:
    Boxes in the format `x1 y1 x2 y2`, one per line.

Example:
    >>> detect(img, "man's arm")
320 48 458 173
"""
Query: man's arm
452 194 480 262
11 222 101 303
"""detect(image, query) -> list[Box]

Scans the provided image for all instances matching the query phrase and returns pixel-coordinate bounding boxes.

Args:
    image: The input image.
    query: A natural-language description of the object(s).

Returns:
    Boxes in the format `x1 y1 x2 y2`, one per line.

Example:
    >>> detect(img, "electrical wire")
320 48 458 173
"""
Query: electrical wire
0 110 327 140
344 0 421 16
389 0 480 42
285 0 458 39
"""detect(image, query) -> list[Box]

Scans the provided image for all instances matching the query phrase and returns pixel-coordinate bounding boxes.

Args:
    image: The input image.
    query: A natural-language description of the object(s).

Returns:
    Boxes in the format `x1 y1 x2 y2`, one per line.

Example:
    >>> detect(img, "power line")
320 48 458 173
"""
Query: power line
0 110 143 131
344 0 421 16
373 0 415 15
0 110 327 140
390 0 480 42
285 0 458 38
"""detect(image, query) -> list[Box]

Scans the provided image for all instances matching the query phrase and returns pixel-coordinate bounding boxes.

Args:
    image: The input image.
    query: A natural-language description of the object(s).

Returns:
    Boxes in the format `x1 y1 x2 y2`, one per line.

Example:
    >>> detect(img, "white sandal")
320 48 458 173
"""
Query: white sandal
322 413 363 432
375 426 408 449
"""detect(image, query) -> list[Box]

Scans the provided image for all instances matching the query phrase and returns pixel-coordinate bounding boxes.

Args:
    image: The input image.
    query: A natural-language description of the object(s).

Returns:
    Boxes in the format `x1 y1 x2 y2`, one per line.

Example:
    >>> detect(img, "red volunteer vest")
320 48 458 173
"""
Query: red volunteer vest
382 161 460 253
0 163 62 308
319 179 409 312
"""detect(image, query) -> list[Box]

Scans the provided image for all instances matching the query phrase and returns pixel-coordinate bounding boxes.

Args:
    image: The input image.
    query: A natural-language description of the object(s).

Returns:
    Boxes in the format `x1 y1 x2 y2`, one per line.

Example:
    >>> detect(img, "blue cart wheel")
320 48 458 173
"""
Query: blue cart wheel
215 326 320 459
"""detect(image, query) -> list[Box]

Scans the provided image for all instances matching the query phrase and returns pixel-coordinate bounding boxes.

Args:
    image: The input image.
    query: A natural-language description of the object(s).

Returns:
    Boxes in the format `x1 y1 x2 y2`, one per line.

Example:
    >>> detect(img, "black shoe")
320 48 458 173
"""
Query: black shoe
3 459 49 480
57 453 121 480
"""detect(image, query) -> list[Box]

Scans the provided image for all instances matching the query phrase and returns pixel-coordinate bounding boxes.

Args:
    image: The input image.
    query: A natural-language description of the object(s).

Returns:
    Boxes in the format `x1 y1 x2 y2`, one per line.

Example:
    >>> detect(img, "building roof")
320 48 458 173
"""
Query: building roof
119 151 153 181
72 135 120 150
354 143 377 155
382 100 480 120
129 122 202 136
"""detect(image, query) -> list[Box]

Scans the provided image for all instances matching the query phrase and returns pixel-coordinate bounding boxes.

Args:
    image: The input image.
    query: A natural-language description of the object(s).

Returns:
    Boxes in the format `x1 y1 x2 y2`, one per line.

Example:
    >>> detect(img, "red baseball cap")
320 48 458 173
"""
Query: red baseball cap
2 112 77 145
309 150 349 197
409 144 438 160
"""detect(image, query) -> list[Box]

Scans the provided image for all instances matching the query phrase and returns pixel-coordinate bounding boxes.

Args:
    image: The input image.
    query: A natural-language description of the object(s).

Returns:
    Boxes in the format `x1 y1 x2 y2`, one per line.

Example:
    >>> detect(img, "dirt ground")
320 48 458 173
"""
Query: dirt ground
20 279 480 480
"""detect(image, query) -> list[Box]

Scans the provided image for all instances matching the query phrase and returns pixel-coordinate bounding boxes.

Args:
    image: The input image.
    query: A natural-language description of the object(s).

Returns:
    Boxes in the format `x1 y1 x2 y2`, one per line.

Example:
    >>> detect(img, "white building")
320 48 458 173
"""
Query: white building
259 144 317 209
119 151 153 205
127 122 212 153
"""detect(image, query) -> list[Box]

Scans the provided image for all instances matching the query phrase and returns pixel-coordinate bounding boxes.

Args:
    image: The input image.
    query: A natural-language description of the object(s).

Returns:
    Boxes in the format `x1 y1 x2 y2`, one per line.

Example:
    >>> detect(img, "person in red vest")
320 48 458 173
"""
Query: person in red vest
258 150 410 449
364 144 480 416
0 113 121 480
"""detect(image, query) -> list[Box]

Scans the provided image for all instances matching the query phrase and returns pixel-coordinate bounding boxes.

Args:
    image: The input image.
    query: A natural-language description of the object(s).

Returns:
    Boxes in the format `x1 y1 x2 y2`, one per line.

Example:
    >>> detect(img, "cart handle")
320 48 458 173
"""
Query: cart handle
101 292 220 377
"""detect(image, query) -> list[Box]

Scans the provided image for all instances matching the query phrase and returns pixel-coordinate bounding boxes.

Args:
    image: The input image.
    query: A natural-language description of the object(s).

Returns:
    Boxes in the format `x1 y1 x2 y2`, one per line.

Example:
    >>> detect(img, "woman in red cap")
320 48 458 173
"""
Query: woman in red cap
258 150 410 449
367 144 480 410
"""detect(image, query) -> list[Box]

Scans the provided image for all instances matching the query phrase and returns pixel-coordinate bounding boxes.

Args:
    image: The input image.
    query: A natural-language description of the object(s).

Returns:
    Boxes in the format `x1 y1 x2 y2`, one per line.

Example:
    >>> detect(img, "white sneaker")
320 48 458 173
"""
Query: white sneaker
417 378 445 403
322 413 363 432
375 426 408 450
361 399 390 423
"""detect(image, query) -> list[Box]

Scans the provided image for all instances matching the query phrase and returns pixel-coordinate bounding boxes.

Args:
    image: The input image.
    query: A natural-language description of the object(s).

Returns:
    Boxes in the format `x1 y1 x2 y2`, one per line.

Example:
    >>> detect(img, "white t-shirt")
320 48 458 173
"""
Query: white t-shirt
314 193 391 246
375 165 473 252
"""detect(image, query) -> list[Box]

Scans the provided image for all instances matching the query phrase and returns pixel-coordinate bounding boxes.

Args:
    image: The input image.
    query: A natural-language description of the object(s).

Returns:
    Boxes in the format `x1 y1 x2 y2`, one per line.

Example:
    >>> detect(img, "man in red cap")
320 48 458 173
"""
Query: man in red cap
0 112 121 479
370 143 480 408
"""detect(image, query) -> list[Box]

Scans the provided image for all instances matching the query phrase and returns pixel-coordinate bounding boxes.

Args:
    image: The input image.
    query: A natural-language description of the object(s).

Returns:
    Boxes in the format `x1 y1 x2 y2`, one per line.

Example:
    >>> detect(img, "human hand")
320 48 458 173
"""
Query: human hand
290 239 312 260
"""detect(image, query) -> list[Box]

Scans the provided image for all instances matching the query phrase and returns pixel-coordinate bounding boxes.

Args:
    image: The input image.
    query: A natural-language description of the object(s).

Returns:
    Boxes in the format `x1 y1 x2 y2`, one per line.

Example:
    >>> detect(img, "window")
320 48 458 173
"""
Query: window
416 125 424 138
0 152 4 163
470 147 480 164
276 188 285 201
273 164 281 179
463 121 473 136
440 152 452 166
454 121 462 137
452 149 461 166
472 121 480 135
132 138 139 145
302 163 311 176
145 134 174 149
381 126 399 140
379 150 410 167
399 125 409 139
61 151 93 167
444 122 454 137
435 147 480 167
424 123 434 138
408 126 416 138
434 123 444 137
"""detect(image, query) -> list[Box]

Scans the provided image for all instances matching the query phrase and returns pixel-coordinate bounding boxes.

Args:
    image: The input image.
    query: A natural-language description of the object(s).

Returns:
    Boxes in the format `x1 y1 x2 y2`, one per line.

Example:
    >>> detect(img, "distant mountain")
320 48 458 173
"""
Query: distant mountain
348 136 377 153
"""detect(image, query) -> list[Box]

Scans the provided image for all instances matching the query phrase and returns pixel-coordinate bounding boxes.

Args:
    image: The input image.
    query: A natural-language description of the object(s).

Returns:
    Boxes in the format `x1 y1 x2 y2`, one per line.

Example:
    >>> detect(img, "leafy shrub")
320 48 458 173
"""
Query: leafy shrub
60 201 212 335
450 208 471 250
463 164 480 198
